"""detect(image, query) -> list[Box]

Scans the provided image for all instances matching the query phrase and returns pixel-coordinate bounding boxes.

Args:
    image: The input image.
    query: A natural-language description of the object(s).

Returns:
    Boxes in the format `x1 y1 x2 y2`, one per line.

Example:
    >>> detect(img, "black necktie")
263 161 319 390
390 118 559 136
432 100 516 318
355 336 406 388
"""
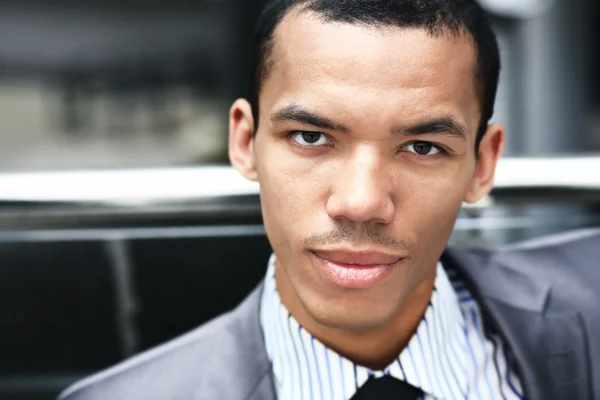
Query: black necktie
350 376 424 400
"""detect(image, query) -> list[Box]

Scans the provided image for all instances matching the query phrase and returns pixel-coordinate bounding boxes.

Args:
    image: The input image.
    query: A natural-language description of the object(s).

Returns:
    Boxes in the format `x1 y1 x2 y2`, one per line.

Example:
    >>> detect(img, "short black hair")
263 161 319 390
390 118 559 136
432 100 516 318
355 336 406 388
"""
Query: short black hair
249 0 501 149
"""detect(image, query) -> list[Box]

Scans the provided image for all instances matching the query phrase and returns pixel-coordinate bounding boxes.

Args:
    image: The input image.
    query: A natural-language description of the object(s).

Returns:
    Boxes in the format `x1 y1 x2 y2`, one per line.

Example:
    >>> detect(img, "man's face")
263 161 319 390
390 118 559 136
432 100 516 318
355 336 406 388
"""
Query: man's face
230 11 503 331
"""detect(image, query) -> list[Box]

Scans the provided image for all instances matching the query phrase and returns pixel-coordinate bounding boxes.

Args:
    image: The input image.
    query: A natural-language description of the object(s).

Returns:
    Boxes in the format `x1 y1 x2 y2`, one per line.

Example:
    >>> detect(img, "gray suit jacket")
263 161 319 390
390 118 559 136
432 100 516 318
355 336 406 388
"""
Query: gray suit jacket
60 229 600 400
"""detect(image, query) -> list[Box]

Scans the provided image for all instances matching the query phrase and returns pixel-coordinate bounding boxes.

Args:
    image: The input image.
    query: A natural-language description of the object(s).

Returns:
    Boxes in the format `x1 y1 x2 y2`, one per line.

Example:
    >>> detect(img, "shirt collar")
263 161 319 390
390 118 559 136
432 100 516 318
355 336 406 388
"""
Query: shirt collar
260 254 468 400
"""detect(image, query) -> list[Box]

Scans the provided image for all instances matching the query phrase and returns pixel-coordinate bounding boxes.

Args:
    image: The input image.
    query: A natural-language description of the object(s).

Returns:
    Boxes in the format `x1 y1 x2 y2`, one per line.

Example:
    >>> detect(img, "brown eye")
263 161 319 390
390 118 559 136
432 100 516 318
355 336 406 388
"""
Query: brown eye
301 132 322 144
289 131 331 146
404 141 441 156
414 142 433 155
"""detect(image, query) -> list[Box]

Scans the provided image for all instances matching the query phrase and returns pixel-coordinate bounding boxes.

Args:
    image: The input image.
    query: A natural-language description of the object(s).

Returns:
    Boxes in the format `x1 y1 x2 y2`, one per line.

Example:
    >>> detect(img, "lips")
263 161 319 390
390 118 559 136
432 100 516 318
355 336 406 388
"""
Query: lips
312 250 404 289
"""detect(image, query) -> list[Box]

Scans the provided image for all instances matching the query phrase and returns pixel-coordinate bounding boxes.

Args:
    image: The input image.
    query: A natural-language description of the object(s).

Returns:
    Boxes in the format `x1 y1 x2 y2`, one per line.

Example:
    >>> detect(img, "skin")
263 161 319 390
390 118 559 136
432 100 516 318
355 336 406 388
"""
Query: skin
229 10 504 370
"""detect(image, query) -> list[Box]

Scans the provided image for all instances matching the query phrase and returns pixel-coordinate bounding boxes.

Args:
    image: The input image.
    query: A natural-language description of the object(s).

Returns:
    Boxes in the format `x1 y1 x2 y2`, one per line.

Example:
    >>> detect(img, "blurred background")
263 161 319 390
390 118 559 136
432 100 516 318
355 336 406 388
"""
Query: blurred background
0 0 599 399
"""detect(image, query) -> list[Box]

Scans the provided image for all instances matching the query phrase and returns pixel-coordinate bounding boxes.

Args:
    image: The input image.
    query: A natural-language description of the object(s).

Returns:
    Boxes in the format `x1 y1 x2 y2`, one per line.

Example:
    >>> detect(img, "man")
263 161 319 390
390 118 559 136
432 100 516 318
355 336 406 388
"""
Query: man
60 1 600 399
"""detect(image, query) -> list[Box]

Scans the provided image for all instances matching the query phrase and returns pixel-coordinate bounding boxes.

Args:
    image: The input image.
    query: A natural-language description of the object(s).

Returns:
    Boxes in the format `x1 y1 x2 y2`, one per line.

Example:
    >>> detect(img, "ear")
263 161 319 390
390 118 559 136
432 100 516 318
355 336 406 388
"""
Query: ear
464 122 504 204
229 99 258 182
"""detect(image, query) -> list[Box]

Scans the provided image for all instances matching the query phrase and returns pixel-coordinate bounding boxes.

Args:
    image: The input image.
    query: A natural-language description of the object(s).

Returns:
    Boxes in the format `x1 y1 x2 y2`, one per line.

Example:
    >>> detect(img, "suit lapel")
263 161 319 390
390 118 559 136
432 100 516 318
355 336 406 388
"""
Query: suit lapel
229 283 277 400
443 248 591 400
246 370 277 400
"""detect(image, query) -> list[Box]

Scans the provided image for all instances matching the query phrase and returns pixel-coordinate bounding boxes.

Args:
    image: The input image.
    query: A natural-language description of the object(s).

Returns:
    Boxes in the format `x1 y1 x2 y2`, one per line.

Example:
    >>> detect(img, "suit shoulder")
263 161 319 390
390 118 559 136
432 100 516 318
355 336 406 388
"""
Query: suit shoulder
497 228 600 273
449 228 600 310
61 281 272 400
494 228 600 308
59 311 238 400
503 227 600 254
59 284 270 400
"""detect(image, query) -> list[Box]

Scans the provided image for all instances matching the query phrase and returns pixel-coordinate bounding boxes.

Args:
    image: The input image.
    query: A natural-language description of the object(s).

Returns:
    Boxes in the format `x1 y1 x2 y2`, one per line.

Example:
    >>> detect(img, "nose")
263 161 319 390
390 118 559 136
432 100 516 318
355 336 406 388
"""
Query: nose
326 147 395 225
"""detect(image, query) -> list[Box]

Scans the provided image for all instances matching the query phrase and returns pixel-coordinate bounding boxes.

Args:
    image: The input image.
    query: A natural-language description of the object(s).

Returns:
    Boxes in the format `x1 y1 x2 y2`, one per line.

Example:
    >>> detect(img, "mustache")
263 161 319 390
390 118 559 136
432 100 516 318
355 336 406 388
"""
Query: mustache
303 223 414 253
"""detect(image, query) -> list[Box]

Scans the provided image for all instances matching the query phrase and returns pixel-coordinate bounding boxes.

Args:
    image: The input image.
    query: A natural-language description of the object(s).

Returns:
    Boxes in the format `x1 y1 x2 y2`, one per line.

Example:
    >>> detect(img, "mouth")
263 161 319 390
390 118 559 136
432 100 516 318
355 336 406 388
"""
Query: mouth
311 250 405 289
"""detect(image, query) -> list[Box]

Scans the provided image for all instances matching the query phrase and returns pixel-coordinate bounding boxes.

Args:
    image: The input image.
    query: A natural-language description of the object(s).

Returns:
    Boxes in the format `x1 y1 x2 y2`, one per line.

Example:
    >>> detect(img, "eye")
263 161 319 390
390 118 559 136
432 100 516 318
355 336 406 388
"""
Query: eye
403 141 443 156
288 131 332 147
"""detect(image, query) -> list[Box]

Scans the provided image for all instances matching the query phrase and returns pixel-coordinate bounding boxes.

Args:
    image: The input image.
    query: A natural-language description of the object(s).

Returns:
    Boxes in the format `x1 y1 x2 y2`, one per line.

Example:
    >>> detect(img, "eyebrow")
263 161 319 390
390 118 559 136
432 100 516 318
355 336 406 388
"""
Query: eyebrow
398 116 468 140
270 104 348 132
271 104 468 140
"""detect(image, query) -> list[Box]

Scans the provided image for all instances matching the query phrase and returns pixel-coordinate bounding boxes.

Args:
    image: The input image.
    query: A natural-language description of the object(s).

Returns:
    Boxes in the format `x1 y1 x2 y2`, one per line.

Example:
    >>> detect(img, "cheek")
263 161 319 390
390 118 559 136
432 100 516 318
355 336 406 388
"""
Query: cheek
256 146 332 249
397 170 470 251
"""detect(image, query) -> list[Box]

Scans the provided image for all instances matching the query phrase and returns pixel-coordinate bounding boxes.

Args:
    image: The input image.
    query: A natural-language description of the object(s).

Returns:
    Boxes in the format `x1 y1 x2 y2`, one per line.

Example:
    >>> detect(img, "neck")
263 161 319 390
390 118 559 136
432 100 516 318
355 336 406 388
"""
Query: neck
276 264 436 370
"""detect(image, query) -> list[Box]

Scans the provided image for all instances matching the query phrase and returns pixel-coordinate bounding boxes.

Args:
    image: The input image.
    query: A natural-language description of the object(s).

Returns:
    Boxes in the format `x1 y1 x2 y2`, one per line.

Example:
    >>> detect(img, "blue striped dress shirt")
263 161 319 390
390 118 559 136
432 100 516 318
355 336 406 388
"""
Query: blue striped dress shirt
260 255 525 399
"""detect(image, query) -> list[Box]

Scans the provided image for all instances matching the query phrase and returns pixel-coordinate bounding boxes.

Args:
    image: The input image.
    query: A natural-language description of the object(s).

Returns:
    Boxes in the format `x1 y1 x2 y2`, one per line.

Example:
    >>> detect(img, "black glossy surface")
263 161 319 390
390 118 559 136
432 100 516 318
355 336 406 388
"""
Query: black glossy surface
0 241 121 374
130 234 272 351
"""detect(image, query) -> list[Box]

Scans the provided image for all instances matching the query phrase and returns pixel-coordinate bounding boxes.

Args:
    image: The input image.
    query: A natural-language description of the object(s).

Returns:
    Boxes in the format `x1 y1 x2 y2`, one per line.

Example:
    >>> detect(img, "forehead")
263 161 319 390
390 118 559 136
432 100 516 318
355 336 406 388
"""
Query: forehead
261 11 481 134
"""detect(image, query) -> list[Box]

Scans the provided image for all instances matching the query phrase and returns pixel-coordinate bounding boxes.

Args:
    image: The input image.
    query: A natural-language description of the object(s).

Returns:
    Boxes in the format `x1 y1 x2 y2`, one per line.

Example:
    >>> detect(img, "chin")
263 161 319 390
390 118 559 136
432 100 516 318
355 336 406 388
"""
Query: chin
301 290 398 332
